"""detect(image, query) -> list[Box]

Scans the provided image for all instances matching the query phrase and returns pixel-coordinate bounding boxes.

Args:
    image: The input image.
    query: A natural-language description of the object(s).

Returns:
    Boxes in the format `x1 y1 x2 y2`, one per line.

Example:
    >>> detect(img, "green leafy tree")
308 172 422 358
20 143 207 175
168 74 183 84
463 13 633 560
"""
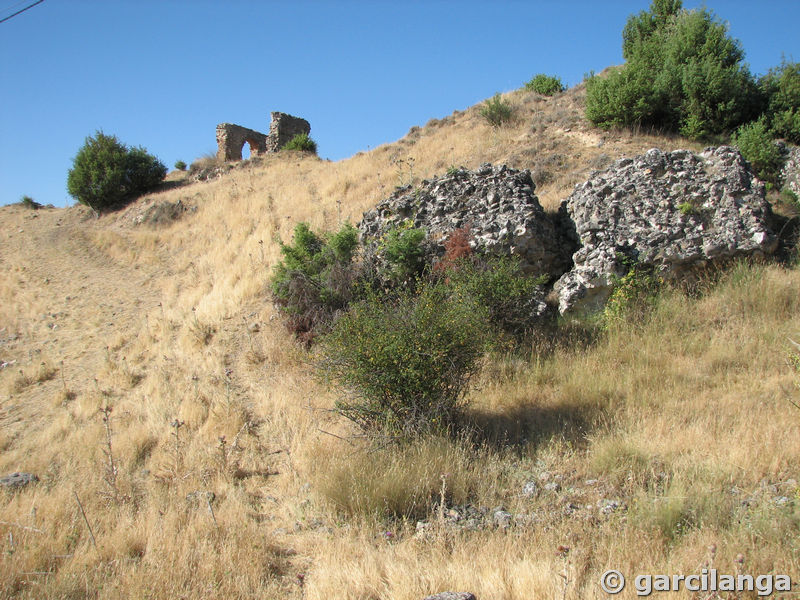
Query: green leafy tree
621 0 682 60
587 0 759 139
67 131 166 211
732 117 784 186
760 60 800 144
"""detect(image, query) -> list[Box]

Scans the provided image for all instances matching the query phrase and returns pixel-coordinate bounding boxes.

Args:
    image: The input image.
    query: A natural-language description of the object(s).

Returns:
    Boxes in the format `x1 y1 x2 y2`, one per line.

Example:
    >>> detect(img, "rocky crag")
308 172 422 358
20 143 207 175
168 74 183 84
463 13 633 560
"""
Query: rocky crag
554 146 777 314
359 164 574 279
359 146 779 316
783 145 800 198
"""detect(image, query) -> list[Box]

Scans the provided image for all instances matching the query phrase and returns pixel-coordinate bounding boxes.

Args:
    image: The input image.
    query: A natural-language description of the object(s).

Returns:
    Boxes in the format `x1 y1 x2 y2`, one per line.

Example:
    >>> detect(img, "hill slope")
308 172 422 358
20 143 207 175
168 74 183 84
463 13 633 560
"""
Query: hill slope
1 85 798 599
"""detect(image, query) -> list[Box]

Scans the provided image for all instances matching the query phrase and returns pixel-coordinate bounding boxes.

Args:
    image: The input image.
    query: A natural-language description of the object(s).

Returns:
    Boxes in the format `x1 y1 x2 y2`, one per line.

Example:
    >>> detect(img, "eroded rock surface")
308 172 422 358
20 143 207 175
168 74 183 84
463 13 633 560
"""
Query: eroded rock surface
359 147 778 317
554 147 778 314
359 164 574 278
783 145 800 197
0 472 38 489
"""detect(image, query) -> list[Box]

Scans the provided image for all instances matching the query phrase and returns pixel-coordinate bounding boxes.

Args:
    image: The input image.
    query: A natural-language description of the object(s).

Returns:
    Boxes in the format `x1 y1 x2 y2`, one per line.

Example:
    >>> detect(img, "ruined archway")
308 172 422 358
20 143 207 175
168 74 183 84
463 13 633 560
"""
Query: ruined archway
215 112 311 162
215 123 268 162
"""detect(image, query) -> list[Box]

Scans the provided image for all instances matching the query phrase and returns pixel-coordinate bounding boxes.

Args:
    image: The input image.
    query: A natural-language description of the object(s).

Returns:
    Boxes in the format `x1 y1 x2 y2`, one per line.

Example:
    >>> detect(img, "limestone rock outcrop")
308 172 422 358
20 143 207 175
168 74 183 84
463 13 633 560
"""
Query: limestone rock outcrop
358 147 778 318
783 145 800 197
553 147 778 314
358 164 574 278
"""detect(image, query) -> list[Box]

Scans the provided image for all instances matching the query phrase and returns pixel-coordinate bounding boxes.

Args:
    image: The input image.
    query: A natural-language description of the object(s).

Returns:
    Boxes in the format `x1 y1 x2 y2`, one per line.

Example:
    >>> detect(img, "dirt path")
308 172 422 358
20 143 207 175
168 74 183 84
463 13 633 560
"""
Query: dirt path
0 204 165 450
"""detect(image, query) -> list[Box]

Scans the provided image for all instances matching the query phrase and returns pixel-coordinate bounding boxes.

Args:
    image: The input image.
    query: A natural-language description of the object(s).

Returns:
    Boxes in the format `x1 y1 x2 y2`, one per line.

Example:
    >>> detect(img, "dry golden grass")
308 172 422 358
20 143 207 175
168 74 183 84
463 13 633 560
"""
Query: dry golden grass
1 84 798 599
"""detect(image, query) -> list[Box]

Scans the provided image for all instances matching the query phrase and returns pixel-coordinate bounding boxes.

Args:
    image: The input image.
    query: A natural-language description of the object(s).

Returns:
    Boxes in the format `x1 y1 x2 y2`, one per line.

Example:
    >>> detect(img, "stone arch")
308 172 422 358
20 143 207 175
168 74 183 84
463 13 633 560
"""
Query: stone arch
216 123 268 162
214 113 311 162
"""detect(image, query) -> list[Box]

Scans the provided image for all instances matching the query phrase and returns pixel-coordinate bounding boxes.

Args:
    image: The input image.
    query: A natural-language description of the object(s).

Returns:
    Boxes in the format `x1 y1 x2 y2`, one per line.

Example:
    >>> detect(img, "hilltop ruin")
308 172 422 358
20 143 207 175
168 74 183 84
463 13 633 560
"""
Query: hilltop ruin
216 112 310 162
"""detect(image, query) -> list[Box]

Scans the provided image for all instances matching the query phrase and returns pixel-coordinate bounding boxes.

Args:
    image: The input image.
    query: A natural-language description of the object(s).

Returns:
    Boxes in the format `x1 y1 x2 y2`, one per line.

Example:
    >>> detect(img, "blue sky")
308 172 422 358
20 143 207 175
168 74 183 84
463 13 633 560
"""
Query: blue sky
1 1 798 208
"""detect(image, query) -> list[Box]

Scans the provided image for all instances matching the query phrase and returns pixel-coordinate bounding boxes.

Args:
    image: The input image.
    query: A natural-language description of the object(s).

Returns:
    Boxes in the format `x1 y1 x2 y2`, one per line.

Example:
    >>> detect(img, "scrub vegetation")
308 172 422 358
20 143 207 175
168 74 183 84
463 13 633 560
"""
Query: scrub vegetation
1 1 799 597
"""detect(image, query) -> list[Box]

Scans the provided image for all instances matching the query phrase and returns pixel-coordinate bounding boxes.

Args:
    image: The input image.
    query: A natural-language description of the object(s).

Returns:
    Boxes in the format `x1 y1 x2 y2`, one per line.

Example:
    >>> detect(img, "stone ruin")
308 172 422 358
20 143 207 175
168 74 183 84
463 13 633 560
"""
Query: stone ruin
359 146 780 317
216 112 310 162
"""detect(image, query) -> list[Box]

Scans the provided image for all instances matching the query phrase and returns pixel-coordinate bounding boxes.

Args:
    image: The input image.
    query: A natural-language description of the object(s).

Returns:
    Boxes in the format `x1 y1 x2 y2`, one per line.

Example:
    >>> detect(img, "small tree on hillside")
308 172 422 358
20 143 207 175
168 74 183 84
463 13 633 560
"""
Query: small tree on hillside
760 60 800 144
586 0 760 139
67 131 166 212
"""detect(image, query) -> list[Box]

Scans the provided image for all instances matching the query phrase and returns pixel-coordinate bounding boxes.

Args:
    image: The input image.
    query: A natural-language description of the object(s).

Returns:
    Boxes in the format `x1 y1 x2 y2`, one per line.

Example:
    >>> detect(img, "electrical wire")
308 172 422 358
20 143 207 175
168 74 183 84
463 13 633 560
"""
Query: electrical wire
0 0 44 25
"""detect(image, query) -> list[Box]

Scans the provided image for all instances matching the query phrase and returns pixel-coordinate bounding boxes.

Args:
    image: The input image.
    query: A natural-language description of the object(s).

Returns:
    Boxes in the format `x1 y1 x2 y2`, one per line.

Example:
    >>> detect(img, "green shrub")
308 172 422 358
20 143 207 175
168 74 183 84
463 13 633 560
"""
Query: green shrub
282 133 318 154
586 0 759 139
19 195 41 210
442 255 547 338
270 222 360 339
525 74 565 96
67 131 166 212
480 93 514 127
732 117 784 186
603 261 663 327
781 187 800 208
174 160 187 171
320 281 490 437
379 222 427 286
760 60 800 144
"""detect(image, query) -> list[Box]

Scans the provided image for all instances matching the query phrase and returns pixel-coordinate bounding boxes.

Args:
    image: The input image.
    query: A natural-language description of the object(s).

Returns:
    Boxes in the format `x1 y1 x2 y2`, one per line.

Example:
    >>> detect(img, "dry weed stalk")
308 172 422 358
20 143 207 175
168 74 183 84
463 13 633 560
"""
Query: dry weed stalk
98 405 119 504
73 492 99 555
171 418 185 479
217 435 228 473
438 473 448 527
556 545 571 600
59 359 76 403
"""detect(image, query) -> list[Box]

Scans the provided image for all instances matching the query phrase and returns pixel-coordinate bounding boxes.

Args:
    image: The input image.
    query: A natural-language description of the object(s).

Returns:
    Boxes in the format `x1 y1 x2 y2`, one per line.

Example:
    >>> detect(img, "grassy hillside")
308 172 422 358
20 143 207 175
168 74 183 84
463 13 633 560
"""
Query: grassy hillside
1 83 798 599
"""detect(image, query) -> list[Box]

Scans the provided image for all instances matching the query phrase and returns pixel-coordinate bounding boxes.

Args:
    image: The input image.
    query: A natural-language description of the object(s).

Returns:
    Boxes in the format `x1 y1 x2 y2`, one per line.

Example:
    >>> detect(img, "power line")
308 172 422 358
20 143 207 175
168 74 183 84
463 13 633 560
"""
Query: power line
0 0 34 15
0 0 44 25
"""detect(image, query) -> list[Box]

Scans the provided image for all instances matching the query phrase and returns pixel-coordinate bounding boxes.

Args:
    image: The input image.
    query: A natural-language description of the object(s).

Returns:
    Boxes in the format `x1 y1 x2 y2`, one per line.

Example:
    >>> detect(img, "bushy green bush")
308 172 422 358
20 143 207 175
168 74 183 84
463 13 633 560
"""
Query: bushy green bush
19 195 41 210
270 222 359 339
272 222 551 436
760 60 800 144
67 131 166 212
379 222 427 286
480 93 514 127
732 117 784 186
174 160 187 171
442 255 546 338
525 74 565 96
586 0 759 139
603 261 663 327
321 281 490 436
282 133 318 154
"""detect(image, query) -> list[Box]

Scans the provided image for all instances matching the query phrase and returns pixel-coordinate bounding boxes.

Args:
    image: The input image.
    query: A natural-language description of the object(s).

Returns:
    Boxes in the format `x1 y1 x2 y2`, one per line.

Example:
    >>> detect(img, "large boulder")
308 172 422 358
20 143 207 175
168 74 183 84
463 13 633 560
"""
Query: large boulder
554 147 778 315
358 164 574 278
